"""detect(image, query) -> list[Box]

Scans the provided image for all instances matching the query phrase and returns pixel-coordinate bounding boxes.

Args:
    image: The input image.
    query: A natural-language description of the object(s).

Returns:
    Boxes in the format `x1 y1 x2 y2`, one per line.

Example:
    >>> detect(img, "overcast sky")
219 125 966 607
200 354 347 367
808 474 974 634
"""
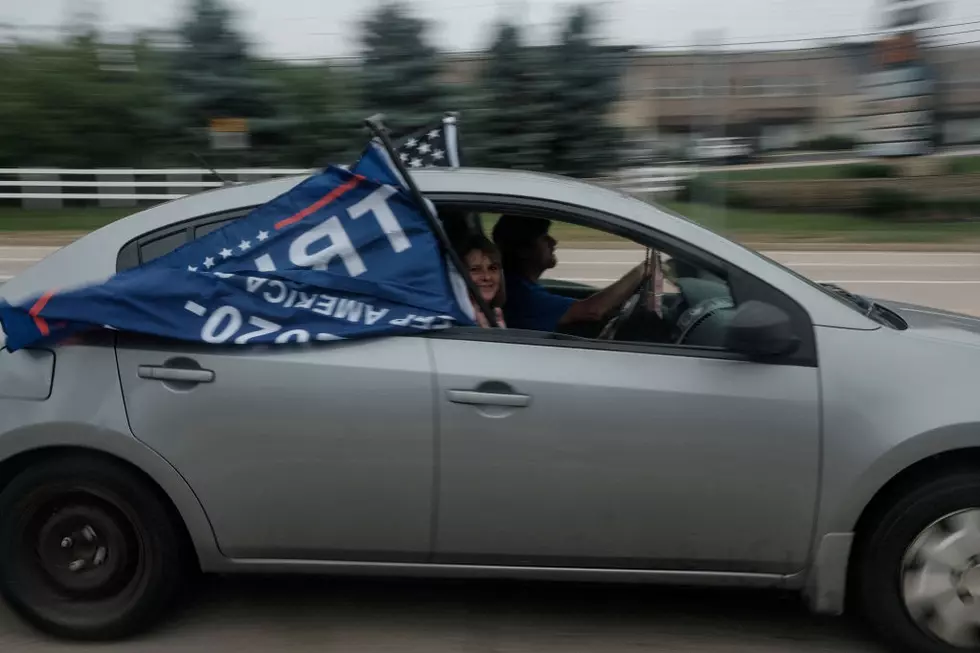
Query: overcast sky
2 0 977 58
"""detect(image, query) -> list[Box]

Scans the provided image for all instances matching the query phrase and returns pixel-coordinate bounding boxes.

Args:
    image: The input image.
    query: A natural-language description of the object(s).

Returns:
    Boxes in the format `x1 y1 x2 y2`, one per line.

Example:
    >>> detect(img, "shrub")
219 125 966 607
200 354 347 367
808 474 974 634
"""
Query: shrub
676 176 756 209
861 187 923 218
801 135 856 151
841 163 897 179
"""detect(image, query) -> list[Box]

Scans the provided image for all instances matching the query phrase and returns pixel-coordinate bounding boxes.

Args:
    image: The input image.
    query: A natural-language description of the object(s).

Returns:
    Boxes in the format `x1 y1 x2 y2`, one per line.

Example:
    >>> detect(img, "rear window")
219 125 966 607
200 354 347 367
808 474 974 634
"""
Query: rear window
116 209 253 273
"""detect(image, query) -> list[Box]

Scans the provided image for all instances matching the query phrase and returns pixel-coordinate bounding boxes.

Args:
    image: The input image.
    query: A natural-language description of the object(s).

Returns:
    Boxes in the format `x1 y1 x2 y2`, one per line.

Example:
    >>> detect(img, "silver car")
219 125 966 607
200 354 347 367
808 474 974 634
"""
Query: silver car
1 168 980 653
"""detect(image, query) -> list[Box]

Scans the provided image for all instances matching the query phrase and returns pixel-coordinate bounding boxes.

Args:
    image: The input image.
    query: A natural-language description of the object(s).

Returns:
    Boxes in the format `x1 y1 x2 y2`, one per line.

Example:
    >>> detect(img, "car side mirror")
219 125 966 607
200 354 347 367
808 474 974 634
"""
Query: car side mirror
723 300 800 359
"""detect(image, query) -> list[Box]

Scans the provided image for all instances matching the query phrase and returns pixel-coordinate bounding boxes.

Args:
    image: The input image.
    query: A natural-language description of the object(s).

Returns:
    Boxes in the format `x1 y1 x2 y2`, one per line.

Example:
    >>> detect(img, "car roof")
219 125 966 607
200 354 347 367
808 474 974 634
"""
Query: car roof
0 167 873 330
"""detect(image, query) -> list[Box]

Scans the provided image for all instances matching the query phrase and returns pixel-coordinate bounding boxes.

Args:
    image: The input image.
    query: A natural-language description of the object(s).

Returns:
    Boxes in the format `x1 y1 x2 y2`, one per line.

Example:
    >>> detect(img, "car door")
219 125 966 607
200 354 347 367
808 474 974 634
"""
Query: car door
116 335 436 562
428 329 820 574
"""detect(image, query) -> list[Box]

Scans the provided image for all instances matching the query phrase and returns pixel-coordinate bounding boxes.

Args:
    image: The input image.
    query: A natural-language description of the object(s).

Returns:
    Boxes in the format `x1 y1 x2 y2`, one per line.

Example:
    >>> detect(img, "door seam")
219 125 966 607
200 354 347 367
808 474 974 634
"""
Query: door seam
424 338 441 564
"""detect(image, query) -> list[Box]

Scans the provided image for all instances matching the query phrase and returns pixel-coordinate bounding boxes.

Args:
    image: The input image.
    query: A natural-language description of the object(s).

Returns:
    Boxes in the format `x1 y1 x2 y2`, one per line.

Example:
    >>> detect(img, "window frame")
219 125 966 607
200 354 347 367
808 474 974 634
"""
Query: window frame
426 192 818 368
112 192 818 368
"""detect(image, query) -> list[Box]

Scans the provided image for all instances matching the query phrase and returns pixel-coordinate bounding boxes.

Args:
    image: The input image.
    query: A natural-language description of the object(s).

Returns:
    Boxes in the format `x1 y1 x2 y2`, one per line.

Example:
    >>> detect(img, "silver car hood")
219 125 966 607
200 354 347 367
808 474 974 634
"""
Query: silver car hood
878 300 980 348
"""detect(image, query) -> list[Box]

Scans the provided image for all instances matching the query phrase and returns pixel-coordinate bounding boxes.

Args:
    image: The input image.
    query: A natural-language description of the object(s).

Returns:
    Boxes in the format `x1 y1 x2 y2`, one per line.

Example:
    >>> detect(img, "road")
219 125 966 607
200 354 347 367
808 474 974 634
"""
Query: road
0 246 975 651
549 249 980 317
1 577 884 652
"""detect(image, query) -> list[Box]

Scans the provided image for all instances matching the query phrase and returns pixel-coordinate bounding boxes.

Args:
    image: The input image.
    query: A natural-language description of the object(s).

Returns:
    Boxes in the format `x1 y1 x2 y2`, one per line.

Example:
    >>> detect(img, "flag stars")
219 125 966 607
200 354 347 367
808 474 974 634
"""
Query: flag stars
219 247 233 259
418 142 432 155
203 256 215 269
410 158 423 168
427 129 439 140
400 152 409 162
187 265 198 272
256 230 269 242
238 239 252 251
432 149 444 160
406 138 418 148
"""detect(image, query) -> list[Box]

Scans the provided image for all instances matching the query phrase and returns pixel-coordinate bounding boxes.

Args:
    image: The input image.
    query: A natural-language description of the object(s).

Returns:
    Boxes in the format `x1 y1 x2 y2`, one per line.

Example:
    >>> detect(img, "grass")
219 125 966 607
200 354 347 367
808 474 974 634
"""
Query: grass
481 204 980 245
4 202 980 246
702 163 869 182
946 156 980 175
701 155 980 182
0 205 136 231
663 202 980 243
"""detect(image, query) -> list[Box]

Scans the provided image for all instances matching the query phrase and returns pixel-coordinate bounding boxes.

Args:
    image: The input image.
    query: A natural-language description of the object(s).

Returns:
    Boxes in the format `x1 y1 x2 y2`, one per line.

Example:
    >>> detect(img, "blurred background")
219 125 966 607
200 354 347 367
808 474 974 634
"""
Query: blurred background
1 0 980 243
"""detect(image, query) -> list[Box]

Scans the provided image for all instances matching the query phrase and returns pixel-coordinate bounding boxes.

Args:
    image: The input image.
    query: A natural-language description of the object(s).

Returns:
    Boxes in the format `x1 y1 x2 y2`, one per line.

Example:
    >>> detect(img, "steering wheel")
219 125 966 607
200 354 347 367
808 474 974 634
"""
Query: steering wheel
672 296 735 345
597 273 651 341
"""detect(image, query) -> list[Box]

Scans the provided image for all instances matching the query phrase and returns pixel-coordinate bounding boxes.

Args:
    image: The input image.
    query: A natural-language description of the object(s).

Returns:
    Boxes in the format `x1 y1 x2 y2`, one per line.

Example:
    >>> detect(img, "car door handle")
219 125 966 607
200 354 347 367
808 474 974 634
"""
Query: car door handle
137 365 214 383
446 390 530 408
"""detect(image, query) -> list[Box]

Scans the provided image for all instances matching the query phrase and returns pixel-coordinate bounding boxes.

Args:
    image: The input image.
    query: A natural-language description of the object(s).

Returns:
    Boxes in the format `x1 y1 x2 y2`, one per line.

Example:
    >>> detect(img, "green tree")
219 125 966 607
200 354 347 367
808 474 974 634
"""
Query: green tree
253 61 364 166
472 23 554 170
171 0 284 164
547 5 629 177
360 2 446 134
0 34 179 168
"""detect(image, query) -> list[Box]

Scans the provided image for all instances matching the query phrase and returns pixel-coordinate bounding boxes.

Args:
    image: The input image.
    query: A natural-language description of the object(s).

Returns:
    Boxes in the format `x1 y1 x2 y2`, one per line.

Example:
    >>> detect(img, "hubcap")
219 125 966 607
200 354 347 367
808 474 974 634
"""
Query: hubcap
902 509 980 647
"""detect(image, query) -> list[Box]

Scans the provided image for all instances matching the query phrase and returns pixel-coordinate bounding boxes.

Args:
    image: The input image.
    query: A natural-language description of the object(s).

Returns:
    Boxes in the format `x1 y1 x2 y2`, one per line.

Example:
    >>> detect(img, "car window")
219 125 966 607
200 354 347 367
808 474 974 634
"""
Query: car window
427 195 816 367
117 209 253 273
139 230 188 264
194 216 240 239
449 209 737 349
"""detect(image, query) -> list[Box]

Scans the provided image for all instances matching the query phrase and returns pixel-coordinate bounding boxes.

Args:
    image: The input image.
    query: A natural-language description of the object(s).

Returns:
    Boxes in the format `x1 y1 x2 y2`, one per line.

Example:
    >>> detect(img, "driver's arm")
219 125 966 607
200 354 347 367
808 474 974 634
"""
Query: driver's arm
557 263 648 326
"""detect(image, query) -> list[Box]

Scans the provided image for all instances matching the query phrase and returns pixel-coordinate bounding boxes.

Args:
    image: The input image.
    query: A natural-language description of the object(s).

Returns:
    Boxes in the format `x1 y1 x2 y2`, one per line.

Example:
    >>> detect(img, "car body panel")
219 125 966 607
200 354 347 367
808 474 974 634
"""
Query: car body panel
813 321 980 539
428 336 821 574
0 347 55 400
0 341 224 568
115 334 436 561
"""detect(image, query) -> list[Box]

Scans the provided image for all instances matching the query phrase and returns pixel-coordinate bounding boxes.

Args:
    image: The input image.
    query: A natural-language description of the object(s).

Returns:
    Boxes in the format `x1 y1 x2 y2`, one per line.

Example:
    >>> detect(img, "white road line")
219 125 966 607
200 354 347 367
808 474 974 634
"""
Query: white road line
785 263 980 268
820 280 980 285
557 278 980 286
560 261 980 268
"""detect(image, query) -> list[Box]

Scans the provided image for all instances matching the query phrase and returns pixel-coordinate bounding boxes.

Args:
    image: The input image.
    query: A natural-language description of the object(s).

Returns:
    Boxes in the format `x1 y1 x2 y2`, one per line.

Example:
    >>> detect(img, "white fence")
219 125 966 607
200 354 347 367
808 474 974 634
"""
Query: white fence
0 166 695 209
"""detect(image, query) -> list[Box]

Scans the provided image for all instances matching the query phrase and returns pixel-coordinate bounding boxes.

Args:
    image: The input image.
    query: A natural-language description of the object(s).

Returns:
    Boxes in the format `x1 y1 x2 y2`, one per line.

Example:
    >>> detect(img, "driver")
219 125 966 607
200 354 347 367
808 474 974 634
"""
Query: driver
492 215 651 332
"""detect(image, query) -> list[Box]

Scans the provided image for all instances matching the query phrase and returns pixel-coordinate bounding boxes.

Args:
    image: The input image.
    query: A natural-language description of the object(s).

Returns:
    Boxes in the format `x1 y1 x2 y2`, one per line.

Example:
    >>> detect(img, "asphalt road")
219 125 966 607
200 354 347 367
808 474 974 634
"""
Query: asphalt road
549 249 980 317
1 577 885 653
0 245 975 651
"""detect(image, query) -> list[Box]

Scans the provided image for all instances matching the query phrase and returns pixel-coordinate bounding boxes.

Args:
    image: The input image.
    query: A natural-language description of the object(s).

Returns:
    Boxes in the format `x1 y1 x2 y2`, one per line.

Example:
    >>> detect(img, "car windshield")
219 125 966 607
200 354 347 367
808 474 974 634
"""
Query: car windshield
739 248 904 327
656 202 897 327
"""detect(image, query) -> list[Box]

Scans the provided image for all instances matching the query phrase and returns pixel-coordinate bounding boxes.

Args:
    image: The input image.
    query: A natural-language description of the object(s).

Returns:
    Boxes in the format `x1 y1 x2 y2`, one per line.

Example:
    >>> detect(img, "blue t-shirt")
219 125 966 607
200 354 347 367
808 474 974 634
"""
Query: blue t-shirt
503 275 576 332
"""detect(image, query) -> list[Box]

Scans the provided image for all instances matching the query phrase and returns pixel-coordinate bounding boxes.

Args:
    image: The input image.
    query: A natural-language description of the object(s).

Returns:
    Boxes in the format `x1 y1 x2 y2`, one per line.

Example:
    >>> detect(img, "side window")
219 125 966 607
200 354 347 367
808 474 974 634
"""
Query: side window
116 209 253 273
139 229 189 264
431 199 815 366
445 207 736 347
194 216 239 239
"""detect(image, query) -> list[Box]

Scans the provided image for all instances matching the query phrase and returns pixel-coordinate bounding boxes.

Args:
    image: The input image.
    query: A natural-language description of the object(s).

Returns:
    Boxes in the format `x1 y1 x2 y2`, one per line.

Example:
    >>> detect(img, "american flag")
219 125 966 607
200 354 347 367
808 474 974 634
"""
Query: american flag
392 114 461 169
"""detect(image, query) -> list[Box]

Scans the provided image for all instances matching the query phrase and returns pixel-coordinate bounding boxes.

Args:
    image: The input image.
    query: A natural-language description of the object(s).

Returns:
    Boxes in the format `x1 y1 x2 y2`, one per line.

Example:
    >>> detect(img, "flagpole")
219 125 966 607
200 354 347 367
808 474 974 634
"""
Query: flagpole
363 114 500 328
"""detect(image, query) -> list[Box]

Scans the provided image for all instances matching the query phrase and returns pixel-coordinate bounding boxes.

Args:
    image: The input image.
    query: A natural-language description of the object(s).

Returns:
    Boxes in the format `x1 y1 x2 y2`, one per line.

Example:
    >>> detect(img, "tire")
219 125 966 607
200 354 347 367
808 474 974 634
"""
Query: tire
855 473 980 653
0 454 186 640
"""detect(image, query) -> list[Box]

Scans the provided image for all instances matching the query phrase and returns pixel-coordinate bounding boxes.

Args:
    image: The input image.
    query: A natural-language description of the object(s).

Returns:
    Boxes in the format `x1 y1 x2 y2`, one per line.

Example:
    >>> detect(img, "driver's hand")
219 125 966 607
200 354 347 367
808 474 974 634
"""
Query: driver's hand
630 262 651 282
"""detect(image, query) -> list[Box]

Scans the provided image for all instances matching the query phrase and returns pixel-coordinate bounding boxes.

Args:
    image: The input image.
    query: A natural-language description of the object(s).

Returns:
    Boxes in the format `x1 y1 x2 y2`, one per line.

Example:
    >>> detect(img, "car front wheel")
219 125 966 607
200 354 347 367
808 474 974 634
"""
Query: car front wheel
0 454 186 640
856 473 980 652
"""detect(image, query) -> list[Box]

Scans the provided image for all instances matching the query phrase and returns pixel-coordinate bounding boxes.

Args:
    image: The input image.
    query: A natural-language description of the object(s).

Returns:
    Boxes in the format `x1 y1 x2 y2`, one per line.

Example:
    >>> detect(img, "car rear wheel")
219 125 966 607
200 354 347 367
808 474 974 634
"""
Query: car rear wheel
856 473 980 652
0 454 185 640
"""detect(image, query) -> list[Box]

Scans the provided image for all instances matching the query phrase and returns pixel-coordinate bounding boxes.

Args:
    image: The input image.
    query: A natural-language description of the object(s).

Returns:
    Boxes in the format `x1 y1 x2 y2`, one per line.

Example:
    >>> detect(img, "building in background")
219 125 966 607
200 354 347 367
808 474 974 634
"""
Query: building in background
614 47 842 157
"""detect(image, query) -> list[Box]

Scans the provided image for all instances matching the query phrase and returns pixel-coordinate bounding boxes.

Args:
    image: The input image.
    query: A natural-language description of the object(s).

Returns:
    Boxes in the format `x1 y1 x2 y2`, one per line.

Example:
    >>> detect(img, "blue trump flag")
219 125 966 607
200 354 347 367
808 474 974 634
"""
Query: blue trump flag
0 146 476 352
